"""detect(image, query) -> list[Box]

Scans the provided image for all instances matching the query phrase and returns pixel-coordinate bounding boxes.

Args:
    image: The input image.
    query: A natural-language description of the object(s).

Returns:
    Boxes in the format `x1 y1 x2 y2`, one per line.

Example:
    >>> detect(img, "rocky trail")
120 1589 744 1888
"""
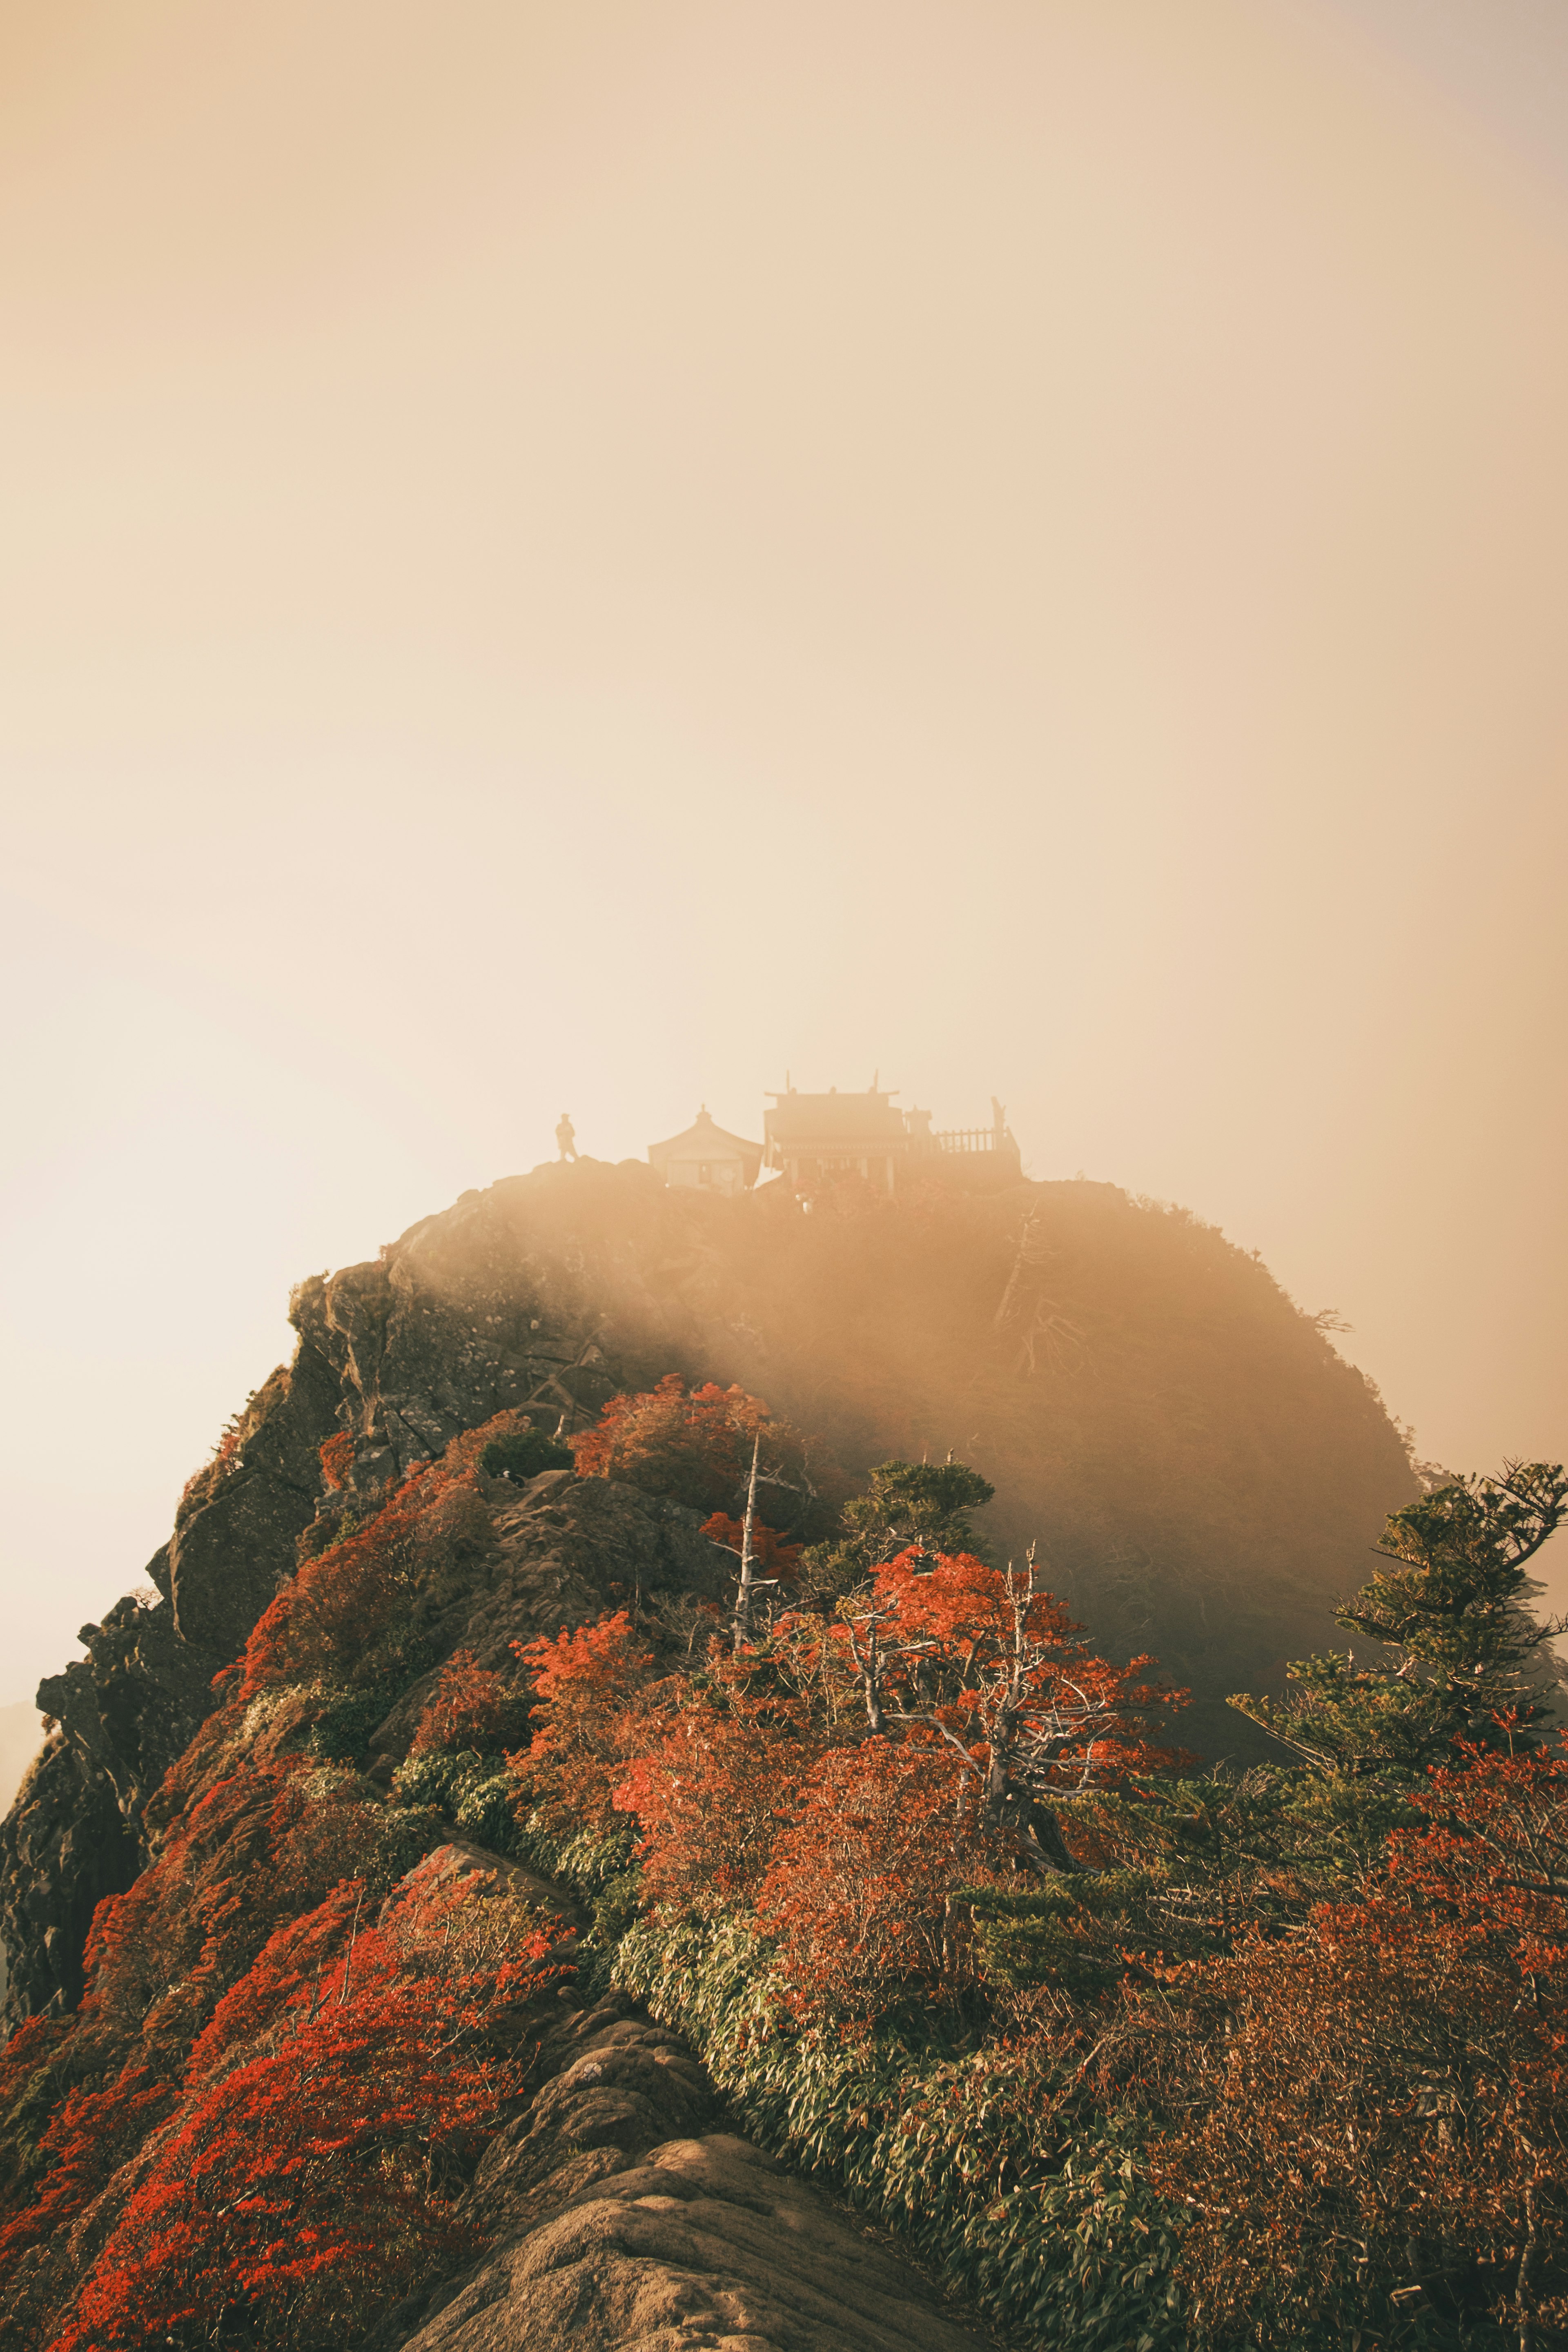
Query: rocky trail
370 1981 993 2352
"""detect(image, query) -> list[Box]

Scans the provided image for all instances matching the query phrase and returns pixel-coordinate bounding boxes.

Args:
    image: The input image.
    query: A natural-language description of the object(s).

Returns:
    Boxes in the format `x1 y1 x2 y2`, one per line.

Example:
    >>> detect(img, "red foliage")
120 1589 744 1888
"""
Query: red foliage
242 1500 420 1698
1149 1744 1568 2342
71 1730 402 2077
243 1412 526 1699
699 1512 803 1584
570 1374 773 1512
603 1556 1184 2006
516 1612 646 1708
53 1893 538 2352
318 1433 354 1492
614 1685 816 1918
856 1549 1185 1798
0 2063 177 2275
185 1886 363 2084
508 1613 662 1848
756 1739 973 2013
410 1652 522 1756
610 1637 831 1901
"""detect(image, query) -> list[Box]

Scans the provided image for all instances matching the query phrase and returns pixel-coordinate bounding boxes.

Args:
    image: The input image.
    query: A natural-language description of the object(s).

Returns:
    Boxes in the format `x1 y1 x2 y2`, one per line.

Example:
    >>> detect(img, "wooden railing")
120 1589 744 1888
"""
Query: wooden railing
933 1128 998 1154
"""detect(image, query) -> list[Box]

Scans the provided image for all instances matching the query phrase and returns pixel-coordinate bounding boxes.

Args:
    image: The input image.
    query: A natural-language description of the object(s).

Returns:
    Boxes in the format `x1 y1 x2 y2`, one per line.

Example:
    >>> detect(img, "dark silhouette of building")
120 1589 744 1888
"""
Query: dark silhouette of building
762 1081 1021 1195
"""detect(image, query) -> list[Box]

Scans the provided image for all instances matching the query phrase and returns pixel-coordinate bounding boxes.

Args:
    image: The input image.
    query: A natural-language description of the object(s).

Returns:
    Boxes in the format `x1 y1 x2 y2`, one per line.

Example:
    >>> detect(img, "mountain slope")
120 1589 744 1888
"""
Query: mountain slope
3 1157 1414 2025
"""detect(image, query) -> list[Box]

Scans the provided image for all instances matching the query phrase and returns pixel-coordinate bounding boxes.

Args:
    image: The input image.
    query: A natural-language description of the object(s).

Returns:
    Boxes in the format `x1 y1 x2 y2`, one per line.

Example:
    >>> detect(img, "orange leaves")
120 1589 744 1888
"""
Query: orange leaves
1144 1744 1568 2341
514 1611 649 1708
1398 1738 1568 1937
508 1612 662 1851
242 1412 525 1699
318 1433 354 1492
41 1853 570 2352
53 1898 523 2352
570 1373 773 1512
614 1691 813 1918
860 1548 1186 1800
873 1546 1065 1646
410 1651 522 1757
756 1741 974 2015
542 1554 1183 2016
700 1512 803 1584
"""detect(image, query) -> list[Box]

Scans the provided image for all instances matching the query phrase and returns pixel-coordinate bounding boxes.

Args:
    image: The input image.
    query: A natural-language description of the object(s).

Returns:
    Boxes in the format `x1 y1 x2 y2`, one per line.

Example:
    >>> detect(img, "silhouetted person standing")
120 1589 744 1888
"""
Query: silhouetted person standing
555 1113 578 1163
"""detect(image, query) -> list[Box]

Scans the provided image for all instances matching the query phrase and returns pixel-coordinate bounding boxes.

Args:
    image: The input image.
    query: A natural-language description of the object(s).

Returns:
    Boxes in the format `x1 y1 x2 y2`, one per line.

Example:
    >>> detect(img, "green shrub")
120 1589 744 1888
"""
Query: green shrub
309 1687 398 1764
480 1428 574 1483
364 1804 450 1891
956 1875 1165 1996
392 1750 521 1855
616 1915 1184 2351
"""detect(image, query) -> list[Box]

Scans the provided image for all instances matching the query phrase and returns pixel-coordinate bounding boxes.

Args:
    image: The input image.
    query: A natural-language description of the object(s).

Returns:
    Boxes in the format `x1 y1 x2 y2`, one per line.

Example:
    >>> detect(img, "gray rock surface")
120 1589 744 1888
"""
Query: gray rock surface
0 1736 139 2016
289 1159 744 1491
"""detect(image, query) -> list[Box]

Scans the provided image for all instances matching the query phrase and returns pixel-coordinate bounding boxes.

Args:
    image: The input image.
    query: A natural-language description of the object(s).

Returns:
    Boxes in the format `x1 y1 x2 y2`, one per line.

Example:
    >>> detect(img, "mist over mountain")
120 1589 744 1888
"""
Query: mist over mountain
0 1156 1452 2351
4 1156 1412 2023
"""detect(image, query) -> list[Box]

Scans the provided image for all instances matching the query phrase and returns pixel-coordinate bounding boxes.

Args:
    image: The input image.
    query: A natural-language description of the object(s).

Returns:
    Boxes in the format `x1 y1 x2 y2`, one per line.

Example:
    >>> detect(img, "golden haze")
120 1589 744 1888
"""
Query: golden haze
0 0 1564 1703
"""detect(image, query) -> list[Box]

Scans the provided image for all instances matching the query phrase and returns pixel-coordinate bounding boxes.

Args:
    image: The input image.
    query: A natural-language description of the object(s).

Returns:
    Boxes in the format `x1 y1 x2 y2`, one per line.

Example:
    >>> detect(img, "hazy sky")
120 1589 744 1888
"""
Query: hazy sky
2 0 1566 1707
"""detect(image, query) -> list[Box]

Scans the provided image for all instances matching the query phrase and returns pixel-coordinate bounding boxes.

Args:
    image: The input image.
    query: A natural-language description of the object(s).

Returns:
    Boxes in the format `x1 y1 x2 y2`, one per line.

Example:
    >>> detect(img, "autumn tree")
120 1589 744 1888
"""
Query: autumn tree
507 1613 664 1873
1148 1740 1568 2348
615 1676 819 1920
754 1740 975 2015
570 1374 835 1539
830 1547 1183 1874
410 1650 527 1756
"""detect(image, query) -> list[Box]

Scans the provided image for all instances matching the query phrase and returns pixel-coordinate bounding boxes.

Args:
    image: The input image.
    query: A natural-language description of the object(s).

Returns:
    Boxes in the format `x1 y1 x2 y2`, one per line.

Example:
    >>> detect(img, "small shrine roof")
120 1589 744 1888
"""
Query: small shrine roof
648 1107 764 1167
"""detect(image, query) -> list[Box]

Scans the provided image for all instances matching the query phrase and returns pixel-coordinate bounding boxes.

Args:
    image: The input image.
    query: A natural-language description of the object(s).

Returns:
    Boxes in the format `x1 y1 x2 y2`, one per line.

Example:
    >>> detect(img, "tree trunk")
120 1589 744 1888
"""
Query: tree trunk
731 1434 763 1653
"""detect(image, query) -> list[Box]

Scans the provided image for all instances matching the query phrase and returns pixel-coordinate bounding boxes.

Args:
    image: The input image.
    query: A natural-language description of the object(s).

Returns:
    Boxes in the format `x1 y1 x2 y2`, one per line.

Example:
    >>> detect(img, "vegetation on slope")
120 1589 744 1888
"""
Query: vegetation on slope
0 1354 1560 2351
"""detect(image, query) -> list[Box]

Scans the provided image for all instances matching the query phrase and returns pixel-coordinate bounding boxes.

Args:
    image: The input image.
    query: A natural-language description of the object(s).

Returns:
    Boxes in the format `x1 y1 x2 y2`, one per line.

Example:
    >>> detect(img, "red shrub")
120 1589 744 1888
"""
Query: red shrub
0 2063 177 2274
508 1613 661 1847
863 1548 1186 1797
318 1434 354 1492
1148 1744 1568 2343
699 1512 803 1585
186 1886 362 2085
613 1679 819 1919
410 1652 523 1756
242 1499 419 1698
245 1413 529 1698
756 1739 973 2014
571 1374 772 1511
53 1909 520 2352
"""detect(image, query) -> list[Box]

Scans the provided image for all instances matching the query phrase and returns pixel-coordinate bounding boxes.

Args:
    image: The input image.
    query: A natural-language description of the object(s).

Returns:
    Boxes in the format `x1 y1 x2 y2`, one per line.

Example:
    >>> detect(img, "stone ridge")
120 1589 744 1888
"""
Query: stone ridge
368 1986 992 2352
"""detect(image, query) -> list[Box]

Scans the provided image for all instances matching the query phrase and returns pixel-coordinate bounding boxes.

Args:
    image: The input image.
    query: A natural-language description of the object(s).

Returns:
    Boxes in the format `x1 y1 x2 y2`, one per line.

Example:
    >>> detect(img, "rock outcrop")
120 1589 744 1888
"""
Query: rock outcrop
371 1990 988 2352
359 1470 728 1787
0 1737 139 2018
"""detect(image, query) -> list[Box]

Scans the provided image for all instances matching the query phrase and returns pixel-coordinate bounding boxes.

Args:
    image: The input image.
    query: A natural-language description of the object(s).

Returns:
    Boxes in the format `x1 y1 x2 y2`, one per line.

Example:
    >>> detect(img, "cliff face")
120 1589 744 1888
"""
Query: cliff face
2 1156 1416 2025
